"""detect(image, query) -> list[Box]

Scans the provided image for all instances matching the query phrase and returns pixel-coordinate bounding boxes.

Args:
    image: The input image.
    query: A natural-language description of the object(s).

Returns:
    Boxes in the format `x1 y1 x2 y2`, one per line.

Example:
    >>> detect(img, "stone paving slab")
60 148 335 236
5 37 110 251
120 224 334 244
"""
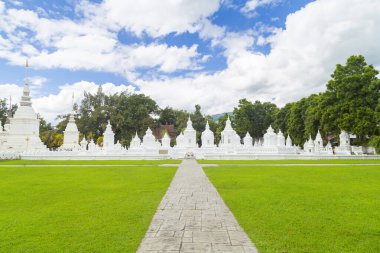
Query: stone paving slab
137 159 258 253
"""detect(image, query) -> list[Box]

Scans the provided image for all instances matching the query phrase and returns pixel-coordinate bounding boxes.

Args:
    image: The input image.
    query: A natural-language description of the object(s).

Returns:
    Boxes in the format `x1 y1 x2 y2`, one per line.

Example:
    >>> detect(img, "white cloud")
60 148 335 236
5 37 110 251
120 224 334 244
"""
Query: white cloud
137 0 380 114
0 1 4 13
1 0 380 120
242 0 282 13
95 0 221 37
0 81 135 124
0 2 209 76
32 81 136 123
0 84 23 105
29 76 47 87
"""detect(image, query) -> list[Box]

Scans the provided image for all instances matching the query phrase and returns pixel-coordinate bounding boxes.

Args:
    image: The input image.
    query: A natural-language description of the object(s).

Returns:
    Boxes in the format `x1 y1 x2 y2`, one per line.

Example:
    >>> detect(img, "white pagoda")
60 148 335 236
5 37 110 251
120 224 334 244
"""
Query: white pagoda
201 121 215 148
243 132 253 148
103 121 116 151
219 116 241 148
335 130 352 155
60 110 80 151
0 61 46 152
161 133 171 148
182 116 197 148
263 125 277 147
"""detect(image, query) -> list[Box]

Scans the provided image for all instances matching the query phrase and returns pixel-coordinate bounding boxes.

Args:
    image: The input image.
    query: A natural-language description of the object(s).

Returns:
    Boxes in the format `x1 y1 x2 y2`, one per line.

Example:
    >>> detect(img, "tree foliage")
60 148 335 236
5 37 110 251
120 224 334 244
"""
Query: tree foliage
233 99 279 139
35 55 379 149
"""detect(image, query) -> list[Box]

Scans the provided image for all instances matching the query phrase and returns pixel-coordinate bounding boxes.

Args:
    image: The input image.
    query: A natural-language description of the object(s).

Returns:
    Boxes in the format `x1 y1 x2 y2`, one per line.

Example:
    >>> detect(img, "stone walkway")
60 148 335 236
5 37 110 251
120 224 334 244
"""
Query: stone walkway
137 159 258 253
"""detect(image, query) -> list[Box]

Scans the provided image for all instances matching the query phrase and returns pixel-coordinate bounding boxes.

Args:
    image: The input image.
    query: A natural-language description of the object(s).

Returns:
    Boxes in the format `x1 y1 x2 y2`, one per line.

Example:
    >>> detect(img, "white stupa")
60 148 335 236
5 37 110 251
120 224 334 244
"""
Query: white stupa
201 121 215 148
219 116 241 148
142 128 158 149
88 138 96 151
0 60 46 152
103 121 116 151
129 132 141 149
286 135 292 147
80 137 88 151
60 100 80 151
243 132 253 148
304 135 315 154
277 130 286 147
314 130 324 149
263 125 277 147
175 133 186 148
335 130 351 155
161 132 171 148
182 116 197 148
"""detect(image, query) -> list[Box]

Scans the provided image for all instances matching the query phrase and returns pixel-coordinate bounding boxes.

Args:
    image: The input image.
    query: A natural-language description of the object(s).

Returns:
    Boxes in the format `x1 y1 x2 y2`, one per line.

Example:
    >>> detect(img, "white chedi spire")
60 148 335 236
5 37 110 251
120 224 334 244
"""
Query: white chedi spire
80 137 88 150
0 60 47 151
103 121 116 151
304 135 315 153
201 120 215 148
161 132 171 148
20 59 32 107
182 115 197 148
314 130 323 148
286 135 292 147
224 115 233 130
88 138 96 151
277 130 286 147
13 60 40 120
61 99 80 150
263 125 277 147
129 132 141 148
339 130 350 147
175 132 186 148
142 128 158 148
219 115 241 147
243 132 253 147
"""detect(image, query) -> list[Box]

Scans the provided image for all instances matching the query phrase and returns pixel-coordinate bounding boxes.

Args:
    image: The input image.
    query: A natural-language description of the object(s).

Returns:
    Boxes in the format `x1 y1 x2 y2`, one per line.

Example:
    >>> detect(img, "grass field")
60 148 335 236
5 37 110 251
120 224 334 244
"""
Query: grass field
199 159 380 164
0 159 181 165
204 161 380 253
0 160 178 253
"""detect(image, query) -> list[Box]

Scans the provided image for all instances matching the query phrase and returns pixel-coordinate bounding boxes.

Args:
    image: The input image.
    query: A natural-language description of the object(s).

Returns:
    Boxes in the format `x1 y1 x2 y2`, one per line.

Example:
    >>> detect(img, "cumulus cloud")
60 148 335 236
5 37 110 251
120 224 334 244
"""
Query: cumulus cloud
92 0 221 37
1 0 380 121
137 0 380 114
242 0 283 14
0 1 213 76
0 81 135 124
0 1 4 13
0 83 23 105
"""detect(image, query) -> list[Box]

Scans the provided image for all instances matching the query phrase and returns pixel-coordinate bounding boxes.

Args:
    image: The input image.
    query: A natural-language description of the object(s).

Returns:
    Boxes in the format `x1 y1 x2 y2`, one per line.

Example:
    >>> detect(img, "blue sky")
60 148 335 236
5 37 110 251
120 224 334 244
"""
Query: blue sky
0 0 379 123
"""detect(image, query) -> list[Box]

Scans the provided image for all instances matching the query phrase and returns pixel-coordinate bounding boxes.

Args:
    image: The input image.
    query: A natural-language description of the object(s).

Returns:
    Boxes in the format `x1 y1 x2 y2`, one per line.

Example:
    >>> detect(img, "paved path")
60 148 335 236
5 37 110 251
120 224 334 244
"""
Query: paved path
137 159 258 253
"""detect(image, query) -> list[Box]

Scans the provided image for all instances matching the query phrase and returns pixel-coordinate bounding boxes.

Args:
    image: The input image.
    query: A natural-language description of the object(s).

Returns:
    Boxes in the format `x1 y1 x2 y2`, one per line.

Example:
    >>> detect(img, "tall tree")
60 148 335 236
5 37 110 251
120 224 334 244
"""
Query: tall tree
321 55 380 143
191 104 206 146
0 98 18 127
233 99 279 139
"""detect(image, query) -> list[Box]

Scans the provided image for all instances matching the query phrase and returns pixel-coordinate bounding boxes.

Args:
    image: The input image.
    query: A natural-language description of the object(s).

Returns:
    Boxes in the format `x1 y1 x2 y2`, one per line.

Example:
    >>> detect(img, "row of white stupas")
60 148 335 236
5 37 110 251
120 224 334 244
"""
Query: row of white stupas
0 66 375 159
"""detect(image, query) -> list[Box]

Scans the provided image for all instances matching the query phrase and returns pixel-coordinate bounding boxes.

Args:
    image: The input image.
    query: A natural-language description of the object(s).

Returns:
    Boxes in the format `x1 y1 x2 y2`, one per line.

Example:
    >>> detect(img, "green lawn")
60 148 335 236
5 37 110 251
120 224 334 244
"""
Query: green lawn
199 159 380 164
0 159 181 165
0 161 178 252
204 162 380 253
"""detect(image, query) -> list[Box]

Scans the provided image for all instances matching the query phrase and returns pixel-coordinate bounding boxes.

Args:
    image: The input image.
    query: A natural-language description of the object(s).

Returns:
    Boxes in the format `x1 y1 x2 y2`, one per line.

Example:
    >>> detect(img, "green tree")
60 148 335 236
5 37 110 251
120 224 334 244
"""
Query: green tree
233 99 279 139
0 98 18 127
191 105 206 146
321 55 380 143
274 102 294 135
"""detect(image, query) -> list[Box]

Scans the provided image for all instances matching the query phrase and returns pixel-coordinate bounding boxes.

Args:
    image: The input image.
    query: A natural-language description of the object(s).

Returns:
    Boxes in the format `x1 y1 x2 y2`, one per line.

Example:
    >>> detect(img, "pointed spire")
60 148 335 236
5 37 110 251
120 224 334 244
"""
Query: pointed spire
20 59 32 107
25 59 29 85
205 120 210 130
224 114 232 130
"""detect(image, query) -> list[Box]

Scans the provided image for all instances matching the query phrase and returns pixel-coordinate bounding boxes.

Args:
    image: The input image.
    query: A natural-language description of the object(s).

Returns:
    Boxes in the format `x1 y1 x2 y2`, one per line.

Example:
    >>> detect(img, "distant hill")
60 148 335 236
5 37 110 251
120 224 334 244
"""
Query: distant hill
210 112 232 122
